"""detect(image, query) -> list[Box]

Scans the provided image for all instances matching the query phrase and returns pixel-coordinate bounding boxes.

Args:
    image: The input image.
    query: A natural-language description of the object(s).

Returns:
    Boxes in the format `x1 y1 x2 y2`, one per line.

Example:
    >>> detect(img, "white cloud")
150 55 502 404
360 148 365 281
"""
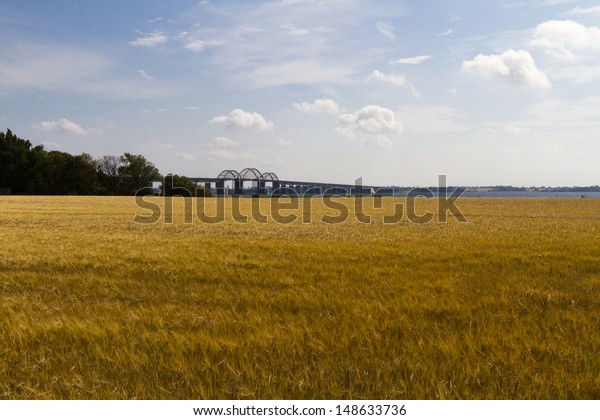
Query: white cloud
368 70 422 98
203 149 256 160
408 83 423 100
33 119 102 136
564 6 600 15
277 137 293 146
392 55 433 65
376 21 396 40
281 23 309 36
137 69 154 80
479 96 600 136
293 98 340 114
245 59 356 87
462 49 551 88
209 109 274 130
184 40 206 52
531 20 600 59
175 152 195 161
149 141 175 149
0 43 111 92
437 29 454 37
0 41 185 99
42 141 62 150
179 0 398 88
399 106 467 134
213 136 238 148
524 96 600 130
336 105 402 147
129 31 168 47
368 70 406 87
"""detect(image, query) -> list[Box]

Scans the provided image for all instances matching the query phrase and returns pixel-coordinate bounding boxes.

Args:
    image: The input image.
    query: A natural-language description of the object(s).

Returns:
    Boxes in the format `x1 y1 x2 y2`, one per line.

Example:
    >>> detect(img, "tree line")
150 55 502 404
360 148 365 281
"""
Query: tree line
0 129 210 196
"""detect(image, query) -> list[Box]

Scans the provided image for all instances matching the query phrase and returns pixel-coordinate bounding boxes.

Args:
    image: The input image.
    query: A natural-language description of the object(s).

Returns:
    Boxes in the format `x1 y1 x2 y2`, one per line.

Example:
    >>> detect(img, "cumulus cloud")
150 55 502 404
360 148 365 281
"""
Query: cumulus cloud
461 49 551 88
129 31 168 47
33 119 102 136
336 105 402 147
392 55 433 65
531 20 600 59
209 109 274 130
293 98 340 114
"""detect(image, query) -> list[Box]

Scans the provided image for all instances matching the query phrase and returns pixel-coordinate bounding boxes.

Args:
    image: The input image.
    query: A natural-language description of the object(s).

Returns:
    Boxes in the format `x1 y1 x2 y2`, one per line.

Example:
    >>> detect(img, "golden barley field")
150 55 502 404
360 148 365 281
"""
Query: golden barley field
0 196 599 399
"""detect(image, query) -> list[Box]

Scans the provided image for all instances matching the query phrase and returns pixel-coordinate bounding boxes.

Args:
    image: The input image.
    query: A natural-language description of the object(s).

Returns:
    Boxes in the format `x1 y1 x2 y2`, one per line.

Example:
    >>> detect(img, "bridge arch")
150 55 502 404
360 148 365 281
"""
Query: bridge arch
261 172 279 181
217 169 240 180
239 168 262 180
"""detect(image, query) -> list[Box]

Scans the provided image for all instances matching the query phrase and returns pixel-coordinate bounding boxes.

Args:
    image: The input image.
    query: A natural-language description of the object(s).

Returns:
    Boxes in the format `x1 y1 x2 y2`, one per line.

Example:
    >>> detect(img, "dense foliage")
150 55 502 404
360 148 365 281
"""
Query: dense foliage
162 173 211 197
0 129 202 196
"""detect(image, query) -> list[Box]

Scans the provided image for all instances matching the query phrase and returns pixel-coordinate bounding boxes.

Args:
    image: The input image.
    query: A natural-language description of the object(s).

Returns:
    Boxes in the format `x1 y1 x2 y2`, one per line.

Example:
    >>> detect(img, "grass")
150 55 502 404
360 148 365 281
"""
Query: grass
0 196 599 399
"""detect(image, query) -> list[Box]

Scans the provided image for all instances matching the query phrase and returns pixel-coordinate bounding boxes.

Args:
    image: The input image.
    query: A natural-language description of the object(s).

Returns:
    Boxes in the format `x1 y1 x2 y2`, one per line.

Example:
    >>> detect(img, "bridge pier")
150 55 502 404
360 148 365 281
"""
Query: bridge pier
234 179 243 195
216 181 225 196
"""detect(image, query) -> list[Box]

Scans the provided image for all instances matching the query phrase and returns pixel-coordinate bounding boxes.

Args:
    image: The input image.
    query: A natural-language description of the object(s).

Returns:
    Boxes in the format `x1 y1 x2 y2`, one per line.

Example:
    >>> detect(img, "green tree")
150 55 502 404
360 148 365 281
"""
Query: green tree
162 174 211 197
65 153 99 195
119 153 161 195
96 155 122 195
0 129 33 194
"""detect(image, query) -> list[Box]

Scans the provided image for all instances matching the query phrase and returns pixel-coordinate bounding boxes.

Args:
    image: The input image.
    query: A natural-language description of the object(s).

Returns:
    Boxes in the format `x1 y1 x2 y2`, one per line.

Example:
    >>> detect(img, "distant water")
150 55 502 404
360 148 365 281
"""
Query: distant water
457 191 600 198
395 191 600 198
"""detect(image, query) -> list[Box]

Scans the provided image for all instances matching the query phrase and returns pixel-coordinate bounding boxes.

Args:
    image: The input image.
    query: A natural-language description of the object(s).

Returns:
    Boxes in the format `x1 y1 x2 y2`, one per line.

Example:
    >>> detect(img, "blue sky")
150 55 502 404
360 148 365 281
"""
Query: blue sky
1 0 599 186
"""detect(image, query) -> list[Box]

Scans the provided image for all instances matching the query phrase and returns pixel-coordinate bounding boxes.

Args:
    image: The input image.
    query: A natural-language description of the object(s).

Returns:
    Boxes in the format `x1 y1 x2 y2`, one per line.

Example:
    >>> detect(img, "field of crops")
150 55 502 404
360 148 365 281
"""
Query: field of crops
0 196 599 399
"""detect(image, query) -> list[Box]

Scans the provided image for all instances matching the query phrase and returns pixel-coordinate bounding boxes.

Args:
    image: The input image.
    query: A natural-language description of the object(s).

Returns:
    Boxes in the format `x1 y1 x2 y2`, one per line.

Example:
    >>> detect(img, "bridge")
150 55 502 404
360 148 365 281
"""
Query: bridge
188 168 396 197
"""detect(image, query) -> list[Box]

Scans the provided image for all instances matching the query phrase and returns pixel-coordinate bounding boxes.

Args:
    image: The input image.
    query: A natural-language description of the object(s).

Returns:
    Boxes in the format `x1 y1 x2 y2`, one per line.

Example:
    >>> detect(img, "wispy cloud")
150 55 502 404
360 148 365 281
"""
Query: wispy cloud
564 5 600 15
213 136 238 148
129 31 168 47
0 43 111 92
183 39 205 52
137 69 154 80
0 42 184 99
392 55 433 65
178 0 399 87
398 106 467 134
203 149 256 160
368 70 406 87
277 137 294 146
245 60 356 87
375 21 396 40
368 70 422 99
175 152 195 161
